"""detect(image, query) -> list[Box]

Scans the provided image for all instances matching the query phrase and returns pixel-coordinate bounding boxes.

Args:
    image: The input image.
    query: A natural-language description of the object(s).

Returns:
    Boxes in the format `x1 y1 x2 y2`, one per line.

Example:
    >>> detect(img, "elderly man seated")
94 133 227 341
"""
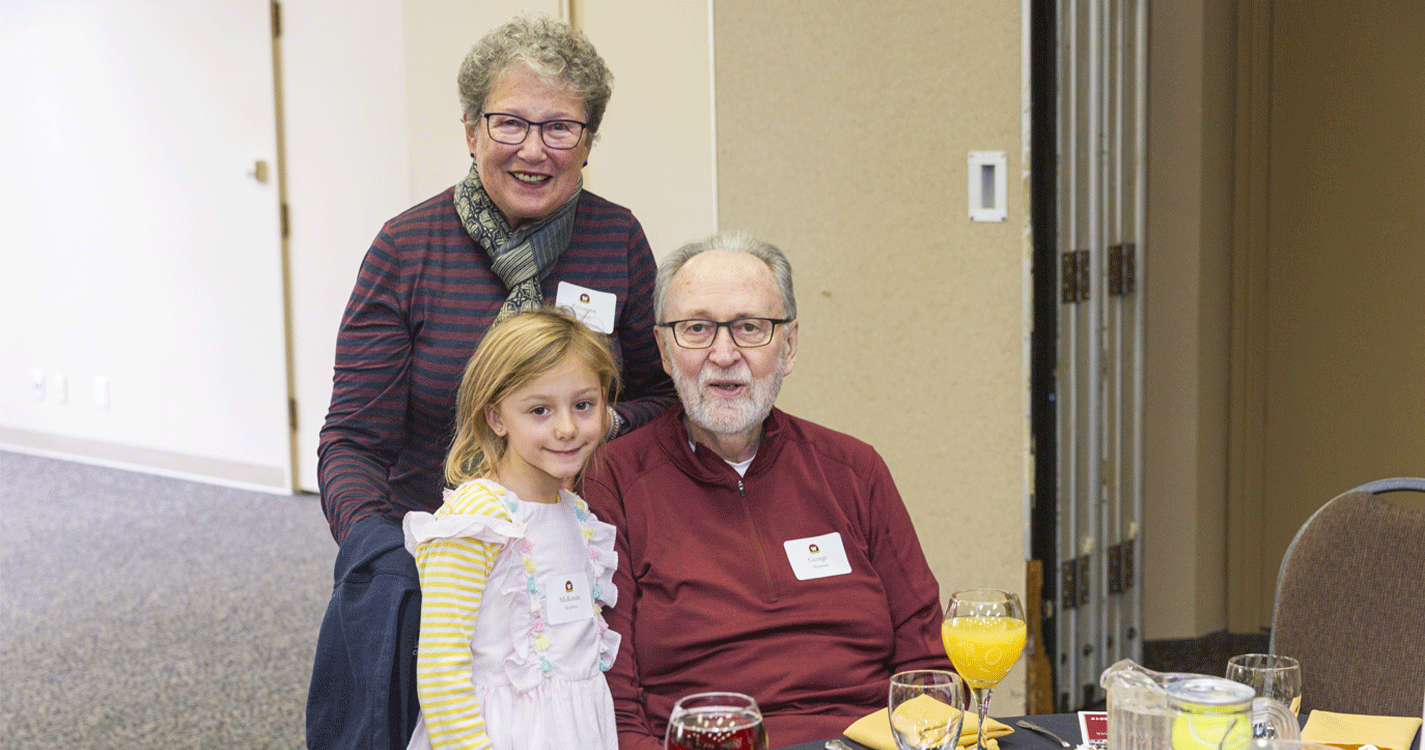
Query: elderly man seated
584 231 953 749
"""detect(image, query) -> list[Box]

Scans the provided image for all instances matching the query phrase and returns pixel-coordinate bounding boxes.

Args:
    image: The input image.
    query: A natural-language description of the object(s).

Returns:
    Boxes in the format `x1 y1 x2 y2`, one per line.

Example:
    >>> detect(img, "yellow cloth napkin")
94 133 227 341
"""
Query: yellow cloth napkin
844 694 1013 750
1300 710 1423 750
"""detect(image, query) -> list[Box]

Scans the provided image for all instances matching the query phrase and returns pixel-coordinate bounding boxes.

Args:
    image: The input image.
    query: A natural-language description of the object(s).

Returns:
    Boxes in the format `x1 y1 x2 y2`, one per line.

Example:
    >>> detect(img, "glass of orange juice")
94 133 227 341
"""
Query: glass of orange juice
942 589 1027 750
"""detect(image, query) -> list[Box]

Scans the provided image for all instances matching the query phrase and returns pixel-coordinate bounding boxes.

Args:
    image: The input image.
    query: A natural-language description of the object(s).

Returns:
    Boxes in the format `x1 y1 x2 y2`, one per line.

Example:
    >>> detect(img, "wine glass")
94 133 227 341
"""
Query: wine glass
942 589 1027 750
665 692 769 750
1244 741 1336 750
890 670 970 750
1226 654 1302 737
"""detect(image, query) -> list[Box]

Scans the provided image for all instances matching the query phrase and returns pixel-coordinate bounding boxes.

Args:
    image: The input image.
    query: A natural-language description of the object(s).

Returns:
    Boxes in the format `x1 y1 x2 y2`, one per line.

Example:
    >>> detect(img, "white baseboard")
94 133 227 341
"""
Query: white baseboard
0 428 293 494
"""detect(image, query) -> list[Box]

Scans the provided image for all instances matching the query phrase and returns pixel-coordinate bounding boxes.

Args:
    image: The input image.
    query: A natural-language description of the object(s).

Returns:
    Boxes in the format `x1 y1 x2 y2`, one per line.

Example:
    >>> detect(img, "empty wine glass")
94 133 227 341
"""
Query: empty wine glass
942 589 1027 750
889 670 969 750
665 692 769 750
1244 741 1336 750
1226 654 1302 737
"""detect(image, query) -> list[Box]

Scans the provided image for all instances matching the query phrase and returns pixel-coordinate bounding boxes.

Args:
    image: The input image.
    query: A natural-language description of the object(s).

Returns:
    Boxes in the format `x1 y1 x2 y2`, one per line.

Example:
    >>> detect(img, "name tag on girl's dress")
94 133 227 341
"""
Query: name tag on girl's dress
544 572 595 625
783 532 853 580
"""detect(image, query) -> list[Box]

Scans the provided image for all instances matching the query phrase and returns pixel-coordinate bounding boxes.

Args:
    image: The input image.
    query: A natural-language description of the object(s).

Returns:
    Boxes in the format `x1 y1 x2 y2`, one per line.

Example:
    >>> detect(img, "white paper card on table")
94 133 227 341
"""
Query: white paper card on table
783 532 853 580
544 572 595 625
1079 711 1108 749
556 282 617 334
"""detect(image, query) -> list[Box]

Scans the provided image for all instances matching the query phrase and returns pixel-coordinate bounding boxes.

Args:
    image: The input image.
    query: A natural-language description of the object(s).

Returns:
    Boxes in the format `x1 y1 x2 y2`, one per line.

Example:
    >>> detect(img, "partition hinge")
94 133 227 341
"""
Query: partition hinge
1109 245 1124 296
1062 249 1091 303
1108 542 1124 594
1108 243 1137 296
1123 537 1135 588
1125 243 1136 293
1061 557 1079 610
1077 554 1090 606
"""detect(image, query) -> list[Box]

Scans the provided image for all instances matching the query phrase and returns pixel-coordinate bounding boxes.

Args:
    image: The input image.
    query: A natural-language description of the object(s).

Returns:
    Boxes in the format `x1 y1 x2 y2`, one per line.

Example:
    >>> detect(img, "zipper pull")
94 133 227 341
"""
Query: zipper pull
738 479 745 497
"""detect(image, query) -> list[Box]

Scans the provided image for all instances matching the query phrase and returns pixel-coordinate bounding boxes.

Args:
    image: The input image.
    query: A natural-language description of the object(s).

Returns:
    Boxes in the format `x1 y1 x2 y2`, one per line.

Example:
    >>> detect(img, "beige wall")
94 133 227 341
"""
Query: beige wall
1228 0 1425 631
576 0 717 256
1141 0 1236 640
1147 0 1425 640
714 0 1031 709
399 0 555 200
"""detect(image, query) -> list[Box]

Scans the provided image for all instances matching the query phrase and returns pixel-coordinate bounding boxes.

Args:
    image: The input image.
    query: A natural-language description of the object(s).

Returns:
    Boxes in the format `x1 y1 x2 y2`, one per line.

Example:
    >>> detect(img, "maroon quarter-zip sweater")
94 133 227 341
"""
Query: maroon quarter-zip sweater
584 405 953 750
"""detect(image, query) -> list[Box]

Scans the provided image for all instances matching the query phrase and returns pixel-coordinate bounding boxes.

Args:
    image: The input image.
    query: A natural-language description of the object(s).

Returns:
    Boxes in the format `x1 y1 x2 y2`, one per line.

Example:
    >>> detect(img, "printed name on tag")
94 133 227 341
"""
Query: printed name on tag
783 532 853 581
555 282 617 334
544 572 595 625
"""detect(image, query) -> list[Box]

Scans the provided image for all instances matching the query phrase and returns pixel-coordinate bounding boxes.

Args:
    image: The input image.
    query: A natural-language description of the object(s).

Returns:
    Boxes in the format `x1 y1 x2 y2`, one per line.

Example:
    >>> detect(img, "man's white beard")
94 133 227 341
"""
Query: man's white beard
674 349 787 437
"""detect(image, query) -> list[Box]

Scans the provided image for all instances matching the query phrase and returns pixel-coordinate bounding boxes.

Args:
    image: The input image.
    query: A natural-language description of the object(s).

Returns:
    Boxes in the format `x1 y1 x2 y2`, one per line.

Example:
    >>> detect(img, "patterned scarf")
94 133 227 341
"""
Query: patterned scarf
454 161 580 323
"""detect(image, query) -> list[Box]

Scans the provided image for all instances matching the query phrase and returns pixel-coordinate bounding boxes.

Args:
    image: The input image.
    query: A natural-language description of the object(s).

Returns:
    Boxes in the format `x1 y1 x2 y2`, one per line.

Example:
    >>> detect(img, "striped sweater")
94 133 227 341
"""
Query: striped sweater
318 188 675 543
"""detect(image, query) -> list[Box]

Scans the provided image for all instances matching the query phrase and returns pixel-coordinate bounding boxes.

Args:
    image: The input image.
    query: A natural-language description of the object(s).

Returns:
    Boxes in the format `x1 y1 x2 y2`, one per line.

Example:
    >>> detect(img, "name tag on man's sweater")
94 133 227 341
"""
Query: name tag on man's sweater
784 532 853 580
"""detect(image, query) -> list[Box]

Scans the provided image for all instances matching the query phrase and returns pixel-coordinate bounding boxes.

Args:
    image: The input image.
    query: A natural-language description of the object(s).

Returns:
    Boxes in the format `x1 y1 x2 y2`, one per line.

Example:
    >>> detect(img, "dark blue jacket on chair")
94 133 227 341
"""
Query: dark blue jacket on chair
306 515 421 750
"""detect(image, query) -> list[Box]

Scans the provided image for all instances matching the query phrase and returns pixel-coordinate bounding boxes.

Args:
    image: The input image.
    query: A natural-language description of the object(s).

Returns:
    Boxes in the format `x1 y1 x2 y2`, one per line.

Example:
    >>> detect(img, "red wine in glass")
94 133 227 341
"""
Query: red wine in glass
665 693 768 750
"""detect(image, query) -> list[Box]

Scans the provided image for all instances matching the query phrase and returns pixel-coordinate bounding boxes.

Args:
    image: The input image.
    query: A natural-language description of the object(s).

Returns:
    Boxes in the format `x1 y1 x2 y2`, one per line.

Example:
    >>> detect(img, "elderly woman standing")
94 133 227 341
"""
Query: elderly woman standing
308 16 674 750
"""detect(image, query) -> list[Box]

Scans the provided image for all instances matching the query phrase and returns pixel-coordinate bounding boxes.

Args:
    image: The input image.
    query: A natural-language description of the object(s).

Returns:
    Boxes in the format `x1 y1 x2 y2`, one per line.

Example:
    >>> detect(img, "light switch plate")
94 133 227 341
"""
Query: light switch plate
968 150 1007 222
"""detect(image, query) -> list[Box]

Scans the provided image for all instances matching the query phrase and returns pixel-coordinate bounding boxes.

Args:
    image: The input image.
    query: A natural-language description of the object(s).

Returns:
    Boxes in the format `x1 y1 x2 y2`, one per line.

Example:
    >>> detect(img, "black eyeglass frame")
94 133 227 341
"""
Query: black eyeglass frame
480 112 589 150
656 317 795 349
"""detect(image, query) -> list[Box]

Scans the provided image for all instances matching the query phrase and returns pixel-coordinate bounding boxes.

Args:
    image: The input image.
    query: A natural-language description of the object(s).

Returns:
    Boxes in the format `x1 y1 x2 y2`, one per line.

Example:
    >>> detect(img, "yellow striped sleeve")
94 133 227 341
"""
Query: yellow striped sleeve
412 485 512 750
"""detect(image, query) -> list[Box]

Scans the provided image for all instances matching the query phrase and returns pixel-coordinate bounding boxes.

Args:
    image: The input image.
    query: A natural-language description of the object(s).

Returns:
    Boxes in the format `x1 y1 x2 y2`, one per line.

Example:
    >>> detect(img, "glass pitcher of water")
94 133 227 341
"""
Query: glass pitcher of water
1101 660 1300 750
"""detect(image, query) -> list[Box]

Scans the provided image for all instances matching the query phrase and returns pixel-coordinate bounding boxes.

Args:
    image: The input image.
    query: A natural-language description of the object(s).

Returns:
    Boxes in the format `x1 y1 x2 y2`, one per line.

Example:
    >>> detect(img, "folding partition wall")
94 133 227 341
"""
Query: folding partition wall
1053 0 1147 711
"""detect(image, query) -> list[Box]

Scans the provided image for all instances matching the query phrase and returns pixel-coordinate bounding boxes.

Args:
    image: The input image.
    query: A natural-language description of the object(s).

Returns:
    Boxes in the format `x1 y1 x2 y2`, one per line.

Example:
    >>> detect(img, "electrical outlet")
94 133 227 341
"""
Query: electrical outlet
32 368 45 401
53 373 68 405
94 376 110 410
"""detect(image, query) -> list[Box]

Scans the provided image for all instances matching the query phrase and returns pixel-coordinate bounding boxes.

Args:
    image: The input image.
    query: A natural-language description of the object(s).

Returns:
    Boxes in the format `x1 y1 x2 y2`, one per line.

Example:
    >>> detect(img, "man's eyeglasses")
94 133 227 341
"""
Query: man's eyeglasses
657 318 793 349
481 112 588 150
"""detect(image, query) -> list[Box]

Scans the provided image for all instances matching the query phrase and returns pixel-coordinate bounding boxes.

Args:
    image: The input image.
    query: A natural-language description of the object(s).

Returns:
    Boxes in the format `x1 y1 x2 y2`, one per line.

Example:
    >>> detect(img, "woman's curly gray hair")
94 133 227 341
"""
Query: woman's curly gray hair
458 15 614 136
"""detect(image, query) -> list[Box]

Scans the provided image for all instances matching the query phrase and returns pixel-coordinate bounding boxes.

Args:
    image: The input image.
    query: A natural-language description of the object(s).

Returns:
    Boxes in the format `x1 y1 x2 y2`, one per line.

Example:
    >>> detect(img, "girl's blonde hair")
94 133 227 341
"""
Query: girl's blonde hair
445 307 620 487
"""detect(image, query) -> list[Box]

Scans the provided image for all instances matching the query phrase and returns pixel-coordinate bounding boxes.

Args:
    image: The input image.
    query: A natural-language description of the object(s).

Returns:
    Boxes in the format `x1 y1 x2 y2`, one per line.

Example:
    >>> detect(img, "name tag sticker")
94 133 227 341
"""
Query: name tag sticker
556 282 617 334
544 572 595 625
784 532 853 581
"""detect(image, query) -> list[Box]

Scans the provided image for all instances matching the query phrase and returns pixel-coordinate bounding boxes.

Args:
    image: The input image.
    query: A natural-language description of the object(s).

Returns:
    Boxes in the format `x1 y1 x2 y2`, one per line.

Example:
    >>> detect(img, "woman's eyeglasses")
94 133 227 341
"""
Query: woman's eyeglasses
481 112 588 150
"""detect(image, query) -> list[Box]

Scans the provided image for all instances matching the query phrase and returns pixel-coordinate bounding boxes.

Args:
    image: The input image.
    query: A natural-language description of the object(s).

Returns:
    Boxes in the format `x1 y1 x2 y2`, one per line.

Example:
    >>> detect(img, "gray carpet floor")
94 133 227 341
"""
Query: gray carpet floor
1 450 337 749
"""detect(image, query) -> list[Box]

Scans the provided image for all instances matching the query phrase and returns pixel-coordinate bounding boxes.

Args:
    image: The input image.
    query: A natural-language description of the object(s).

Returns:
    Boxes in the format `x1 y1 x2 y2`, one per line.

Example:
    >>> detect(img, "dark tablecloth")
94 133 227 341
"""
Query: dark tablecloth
775 711 1423 750
774 712 1086 750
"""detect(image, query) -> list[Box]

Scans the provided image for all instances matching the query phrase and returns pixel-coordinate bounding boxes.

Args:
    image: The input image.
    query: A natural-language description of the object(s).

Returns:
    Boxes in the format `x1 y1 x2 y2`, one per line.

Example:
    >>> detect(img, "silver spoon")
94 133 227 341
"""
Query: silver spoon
1017 719 1074 749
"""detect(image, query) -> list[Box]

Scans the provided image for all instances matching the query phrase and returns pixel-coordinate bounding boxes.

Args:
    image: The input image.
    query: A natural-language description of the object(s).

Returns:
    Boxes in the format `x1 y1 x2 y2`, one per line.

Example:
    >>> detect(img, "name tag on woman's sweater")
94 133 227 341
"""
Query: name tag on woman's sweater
784 532 853 580
556 282 616 334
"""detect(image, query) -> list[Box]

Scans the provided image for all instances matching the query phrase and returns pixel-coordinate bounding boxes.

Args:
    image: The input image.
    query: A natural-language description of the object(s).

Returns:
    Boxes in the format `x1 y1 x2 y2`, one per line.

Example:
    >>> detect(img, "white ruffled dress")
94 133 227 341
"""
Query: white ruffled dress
402 479 621 750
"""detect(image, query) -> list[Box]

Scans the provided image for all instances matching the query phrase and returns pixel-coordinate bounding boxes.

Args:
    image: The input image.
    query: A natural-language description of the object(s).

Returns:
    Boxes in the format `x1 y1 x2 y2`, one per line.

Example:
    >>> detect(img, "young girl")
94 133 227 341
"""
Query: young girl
402 307 621 750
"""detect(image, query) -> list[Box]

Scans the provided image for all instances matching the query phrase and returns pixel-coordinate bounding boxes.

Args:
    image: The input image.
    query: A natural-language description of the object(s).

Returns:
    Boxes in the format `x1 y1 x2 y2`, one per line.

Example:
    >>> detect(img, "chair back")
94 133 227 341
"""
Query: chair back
1270 478 1425 716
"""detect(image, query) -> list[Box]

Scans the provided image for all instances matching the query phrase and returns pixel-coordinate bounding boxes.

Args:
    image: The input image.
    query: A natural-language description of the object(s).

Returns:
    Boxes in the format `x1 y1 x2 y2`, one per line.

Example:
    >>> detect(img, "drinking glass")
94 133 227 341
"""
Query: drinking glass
1226 654 1302 737
889 670 969 750
1244 740 1336 750
942 589 1027 750
665 692 769 750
